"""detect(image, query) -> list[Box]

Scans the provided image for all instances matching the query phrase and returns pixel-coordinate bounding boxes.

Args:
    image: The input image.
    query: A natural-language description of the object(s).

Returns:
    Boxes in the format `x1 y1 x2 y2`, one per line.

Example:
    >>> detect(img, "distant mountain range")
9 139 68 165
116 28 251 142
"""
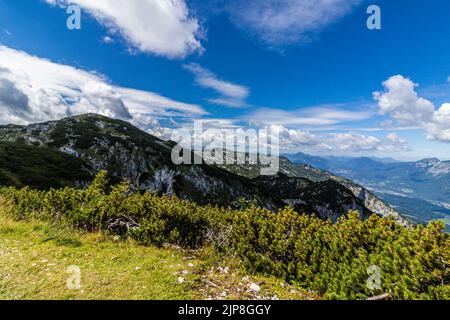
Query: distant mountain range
0 114 406 224
285 152 450 228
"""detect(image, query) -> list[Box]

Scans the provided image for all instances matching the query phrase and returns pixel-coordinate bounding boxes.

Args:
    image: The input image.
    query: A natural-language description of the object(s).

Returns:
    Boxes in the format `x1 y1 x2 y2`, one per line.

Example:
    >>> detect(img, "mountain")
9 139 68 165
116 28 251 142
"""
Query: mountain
208 152 405 224
0 114 401 222
285 152 450 228
287 152 399 171
254 173 370 221
0 114 281 210
284 151 331 169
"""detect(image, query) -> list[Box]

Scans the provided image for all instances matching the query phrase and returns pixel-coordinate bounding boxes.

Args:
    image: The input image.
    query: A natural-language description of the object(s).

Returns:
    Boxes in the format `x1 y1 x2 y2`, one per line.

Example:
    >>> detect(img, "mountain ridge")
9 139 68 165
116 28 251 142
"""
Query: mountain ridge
0 114 404 223
206 150 405 224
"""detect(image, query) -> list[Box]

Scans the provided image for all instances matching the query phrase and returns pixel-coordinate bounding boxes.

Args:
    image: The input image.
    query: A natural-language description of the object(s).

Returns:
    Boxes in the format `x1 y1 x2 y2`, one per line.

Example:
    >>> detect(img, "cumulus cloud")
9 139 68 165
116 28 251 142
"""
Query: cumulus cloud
261 127 410 154
0 45 206 127
155 120 326 154
144 113 410 156
386 133 409 150
225 0 361 46
332 133 381 152
45 0 203 58
267 125 330 152
183 63 250 108
331 132 409 153
428 103 450 142
374 75 450 143
373 75 435 127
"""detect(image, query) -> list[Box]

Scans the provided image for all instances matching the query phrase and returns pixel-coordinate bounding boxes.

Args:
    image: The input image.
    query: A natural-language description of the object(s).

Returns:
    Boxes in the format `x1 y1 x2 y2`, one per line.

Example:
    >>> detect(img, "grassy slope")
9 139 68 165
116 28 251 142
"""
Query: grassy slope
0 142 92 189
0 213 316 300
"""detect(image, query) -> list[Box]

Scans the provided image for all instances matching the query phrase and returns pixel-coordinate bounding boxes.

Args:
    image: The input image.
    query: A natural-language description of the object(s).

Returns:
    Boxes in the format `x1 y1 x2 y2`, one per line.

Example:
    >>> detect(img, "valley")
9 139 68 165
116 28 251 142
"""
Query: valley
285 152 450 229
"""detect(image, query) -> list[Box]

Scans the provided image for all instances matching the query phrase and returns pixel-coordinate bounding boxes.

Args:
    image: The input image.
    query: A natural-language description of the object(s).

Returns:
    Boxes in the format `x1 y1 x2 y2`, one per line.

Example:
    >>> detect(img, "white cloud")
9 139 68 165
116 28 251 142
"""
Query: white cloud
331 132 410 153
373 75 435 127
374 75 450 143
254 125 410 154
270 125 321 144
145 116 410 156
225 0 361 46
427 103 450 142
207 98 248 108
45 0 203 58
101 36 113 44
117 87 205 117
333 133 381 152
245 105 374 127
183 63 250 107
0 45 206 127
174 121 410 155
152 121 327 154
386 133 409 150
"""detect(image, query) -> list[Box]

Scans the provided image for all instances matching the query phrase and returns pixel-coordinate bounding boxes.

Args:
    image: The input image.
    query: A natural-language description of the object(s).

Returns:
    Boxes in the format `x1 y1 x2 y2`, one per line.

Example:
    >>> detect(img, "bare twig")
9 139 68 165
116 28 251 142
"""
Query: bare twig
366 293 391 301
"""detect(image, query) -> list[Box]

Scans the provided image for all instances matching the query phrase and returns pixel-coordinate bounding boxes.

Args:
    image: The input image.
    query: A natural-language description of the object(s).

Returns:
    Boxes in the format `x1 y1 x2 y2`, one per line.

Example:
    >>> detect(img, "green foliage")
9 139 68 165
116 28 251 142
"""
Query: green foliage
0 142 92 189
1 171 448 300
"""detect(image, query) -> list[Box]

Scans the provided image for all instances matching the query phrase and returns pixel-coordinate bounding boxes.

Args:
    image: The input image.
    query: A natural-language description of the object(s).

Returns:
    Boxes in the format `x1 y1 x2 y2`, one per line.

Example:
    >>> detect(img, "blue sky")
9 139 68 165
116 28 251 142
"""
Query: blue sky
0 0 450 160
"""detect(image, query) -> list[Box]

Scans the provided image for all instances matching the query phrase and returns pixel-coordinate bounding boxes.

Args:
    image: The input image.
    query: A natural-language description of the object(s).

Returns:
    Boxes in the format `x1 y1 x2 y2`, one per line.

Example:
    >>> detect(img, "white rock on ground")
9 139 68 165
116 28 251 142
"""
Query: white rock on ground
249 283 261 292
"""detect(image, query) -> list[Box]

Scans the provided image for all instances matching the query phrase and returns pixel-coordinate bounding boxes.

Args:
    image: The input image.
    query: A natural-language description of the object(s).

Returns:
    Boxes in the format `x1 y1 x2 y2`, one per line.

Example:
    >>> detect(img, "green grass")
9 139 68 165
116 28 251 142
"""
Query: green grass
0 216 198 300
0 214 316 300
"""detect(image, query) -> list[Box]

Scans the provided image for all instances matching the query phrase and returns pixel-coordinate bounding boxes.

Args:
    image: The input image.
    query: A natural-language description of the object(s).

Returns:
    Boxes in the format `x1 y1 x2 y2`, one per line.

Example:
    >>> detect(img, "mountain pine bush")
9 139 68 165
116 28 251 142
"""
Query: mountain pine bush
0 171 448 300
